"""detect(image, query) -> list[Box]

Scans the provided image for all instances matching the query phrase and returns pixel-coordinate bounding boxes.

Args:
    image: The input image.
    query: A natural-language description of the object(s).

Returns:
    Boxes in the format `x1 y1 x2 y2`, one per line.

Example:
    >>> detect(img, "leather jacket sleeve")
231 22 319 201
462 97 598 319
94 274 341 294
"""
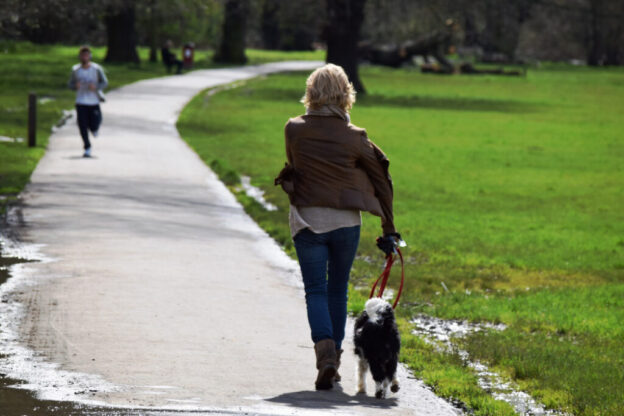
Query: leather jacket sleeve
274 122 296 197
358 132 396 234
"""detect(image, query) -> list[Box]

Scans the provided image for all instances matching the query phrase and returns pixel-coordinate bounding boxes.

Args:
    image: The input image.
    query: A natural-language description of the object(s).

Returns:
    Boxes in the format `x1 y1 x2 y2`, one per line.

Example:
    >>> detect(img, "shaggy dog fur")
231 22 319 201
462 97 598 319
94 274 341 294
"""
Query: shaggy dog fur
353 298 401 398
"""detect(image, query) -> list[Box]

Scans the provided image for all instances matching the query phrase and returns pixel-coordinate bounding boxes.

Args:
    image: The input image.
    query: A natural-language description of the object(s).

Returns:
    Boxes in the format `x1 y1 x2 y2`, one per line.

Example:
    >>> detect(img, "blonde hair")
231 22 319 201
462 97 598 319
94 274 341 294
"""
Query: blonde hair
301 64 356 111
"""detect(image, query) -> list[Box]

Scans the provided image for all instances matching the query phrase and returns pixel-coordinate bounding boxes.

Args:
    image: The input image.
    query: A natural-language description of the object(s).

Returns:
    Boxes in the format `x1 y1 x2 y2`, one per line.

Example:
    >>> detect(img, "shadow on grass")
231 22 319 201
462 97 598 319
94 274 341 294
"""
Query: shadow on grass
357 94 540 113
243 86 540 114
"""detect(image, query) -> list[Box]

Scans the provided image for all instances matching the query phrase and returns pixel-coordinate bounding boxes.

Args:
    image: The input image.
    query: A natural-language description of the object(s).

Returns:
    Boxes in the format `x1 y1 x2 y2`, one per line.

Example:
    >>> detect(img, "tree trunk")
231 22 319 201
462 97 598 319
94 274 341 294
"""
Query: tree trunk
586 0 623 66
604 25 623 65
214 0 249 64
148 0 158 63
586 0 603 65
104 1 140 63
261 0 280 49
325 0 367 93
149 46 158 63
480 0 536 62
359 29 455 72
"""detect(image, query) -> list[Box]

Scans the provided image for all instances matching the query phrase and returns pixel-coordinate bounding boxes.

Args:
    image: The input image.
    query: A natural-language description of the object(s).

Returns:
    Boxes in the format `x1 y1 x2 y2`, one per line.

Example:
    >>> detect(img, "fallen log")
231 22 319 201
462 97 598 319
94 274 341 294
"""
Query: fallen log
359 29 455 73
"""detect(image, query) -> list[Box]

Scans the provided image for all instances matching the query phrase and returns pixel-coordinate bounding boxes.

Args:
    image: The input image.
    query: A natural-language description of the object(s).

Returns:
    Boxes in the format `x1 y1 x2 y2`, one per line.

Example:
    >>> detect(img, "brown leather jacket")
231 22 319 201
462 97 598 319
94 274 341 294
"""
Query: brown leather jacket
275 114 395 234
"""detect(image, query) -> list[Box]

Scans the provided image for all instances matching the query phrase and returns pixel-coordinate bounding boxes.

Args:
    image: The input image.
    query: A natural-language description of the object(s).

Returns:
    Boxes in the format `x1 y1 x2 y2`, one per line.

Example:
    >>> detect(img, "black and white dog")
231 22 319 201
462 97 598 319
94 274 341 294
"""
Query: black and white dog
353 297 401 398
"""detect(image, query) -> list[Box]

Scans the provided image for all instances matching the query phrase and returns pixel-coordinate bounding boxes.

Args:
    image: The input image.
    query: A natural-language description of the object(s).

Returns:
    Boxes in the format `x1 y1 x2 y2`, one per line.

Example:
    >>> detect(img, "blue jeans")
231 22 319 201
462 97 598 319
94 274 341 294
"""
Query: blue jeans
293 225 360 350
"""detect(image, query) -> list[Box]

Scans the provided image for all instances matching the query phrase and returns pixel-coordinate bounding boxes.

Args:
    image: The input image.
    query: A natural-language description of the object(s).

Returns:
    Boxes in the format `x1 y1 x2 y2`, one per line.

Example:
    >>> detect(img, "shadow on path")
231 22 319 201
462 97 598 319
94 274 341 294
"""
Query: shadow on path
266 385 398 410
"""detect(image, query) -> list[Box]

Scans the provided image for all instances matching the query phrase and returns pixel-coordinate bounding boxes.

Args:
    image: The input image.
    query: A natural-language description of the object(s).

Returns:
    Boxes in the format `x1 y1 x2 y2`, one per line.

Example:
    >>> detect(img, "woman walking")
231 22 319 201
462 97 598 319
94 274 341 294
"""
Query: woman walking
275 64 400 390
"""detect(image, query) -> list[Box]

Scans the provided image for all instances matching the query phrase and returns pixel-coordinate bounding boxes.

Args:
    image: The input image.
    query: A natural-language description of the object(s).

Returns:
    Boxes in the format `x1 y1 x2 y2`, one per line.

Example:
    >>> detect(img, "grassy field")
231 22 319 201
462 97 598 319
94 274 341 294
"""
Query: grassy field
0 42 323 211
177 65 624 415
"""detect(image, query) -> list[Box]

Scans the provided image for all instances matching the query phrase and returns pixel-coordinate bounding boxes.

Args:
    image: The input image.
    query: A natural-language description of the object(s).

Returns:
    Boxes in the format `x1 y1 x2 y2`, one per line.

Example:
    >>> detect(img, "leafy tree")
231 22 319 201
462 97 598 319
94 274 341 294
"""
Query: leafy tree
138 0 222 62
267 0 323 51
0 0 101 44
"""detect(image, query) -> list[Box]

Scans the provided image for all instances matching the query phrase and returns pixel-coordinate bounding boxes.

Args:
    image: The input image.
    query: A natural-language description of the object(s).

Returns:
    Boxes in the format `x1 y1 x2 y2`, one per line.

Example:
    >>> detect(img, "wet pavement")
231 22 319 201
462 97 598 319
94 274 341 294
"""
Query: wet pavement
1 375 83 416
1 241 79 415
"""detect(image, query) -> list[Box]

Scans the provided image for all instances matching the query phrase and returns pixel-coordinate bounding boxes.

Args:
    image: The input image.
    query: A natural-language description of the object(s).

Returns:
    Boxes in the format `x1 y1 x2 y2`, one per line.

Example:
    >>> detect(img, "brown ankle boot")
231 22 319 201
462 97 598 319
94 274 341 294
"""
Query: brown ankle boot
334 348 343 382
314 339 337 390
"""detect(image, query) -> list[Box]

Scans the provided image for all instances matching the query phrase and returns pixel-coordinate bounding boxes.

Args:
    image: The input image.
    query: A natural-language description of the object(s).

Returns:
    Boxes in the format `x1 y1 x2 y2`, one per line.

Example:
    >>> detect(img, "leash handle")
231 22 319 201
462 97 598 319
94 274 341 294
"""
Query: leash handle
392 248 405 309
369 248 405 309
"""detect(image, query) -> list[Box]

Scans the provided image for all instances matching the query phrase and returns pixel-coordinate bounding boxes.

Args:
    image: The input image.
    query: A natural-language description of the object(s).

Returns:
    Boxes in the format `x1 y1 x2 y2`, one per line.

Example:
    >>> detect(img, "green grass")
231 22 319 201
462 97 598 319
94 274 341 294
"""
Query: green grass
0 42 323 211
177 64 624 415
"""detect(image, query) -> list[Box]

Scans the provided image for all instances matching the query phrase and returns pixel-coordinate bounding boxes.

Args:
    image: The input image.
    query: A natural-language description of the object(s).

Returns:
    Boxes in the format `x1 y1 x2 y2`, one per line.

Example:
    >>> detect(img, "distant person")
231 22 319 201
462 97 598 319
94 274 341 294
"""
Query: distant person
68 46 108 158
161 40 183 74
183 42 195 69
274 64 400 390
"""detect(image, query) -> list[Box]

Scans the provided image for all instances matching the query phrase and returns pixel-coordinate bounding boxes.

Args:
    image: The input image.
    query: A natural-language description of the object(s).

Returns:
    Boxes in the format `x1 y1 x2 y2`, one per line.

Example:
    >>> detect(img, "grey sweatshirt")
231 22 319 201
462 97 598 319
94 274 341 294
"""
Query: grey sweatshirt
68 63 108 105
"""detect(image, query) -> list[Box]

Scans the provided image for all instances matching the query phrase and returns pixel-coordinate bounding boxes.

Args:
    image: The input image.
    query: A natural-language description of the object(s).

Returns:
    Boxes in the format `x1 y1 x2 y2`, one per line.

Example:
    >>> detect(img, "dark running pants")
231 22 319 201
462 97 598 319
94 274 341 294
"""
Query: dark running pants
76 104 102 150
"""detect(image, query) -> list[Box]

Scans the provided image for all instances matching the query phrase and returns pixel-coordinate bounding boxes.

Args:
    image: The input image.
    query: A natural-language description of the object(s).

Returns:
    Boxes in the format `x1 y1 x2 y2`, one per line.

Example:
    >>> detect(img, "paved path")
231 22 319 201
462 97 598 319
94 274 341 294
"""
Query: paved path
7 62 460 415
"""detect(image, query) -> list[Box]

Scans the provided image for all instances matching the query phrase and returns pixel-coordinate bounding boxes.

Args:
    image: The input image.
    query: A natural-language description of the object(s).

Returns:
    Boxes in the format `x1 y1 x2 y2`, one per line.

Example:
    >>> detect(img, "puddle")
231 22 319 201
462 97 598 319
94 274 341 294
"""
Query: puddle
3 105 26 113
51 109 74 133
0 136 24 144
412 314 507 345
0 250 28 286
0 232 81 415
467 361 565 416
0 230 168 416
0 231 125 406
412 315 566 416
238 175 278 211
38 96 56 105
0 215 119 415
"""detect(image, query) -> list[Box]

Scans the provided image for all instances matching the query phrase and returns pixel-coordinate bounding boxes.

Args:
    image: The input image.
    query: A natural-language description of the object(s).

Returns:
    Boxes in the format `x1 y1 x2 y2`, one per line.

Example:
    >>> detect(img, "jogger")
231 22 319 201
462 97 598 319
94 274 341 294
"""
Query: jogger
68 45 108 157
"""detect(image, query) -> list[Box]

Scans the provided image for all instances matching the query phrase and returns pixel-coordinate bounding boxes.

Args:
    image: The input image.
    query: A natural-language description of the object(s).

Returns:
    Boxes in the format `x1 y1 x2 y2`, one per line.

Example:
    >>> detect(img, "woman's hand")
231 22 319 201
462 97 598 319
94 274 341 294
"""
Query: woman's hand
376 233 402 255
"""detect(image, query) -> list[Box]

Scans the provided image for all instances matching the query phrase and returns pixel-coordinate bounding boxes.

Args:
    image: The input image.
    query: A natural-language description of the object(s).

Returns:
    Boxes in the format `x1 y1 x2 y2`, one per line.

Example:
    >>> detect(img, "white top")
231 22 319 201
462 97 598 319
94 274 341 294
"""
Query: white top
289 205 361 238
74 64 101 105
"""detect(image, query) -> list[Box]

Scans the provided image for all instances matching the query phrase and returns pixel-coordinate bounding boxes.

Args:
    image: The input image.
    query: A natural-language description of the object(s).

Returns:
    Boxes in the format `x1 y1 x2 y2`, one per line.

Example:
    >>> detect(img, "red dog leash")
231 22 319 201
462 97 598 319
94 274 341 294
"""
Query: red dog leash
369 248 405 309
